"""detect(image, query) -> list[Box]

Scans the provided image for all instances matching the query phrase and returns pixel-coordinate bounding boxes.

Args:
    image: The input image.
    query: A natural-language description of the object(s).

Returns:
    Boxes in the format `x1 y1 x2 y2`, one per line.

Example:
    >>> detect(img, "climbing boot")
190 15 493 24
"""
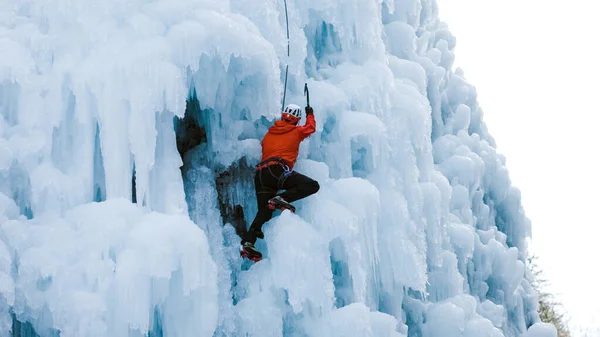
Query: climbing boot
268 196 296 213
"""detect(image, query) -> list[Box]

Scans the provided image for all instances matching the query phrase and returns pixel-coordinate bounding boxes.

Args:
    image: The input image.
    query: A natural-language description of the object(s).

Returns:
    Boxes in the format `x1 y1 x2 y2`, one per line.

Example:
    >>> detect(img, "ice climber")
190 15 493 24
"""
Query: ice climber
240 103 320 261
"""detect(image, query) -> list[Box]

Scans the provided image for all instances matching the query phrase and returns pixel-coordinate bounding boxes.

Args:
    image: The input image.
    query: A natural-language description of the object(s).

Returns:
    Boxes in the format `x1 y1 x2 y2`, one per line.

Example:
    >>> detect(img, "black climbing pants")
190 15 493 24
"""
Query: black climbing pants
242 164 320 244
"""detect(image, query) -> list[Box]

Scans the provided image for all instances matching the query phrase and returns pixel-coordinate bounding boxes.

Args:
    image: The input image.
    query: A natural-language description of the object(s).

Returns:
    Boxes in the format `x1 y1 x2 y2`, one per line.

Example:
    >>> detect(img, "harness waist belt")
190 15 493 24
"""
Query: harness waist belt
256 157 291 170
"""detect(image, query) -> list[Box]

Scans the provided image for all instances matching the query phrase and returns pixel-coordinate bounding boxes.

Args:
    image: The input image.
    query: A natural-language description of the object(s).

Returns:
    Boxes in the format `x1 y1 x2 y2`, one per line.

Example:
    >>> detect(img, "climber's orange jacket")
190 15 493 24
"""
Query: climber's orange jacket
260 113 316 169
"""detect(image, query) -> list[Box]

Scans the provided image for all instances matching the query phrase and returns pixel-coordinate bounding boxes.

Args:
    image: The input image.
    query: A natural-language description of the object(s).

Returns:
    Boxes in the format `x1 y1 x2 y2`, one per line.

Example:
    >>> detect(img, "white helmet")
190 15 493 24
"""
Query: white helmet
283 104 302 119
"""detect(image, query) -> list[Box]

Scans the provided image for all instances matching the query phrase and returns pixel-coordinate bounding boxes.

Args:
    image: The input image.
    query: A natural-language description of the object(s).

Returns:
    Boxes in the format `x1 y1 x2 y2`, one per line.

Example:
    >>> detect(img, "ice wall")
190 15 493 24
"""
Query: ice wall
0 0 556 337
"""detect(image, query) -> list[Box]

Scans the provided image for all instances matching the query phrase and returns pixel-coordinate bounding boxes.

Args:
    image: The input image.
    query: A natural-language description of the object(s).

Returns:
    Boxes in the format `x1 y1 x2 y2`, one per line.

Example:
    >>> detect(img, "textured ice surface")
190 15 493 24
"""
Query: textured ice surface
0 0 553 336
2 199 218 337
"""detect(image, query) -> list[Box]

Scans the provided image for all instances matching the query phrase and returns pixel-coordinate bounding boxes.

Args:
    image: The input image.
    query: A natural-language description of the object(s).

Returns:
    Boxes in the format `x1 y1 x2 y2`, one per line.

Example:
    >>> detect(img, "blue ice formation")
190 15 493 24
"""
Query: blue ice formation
0 0 556 336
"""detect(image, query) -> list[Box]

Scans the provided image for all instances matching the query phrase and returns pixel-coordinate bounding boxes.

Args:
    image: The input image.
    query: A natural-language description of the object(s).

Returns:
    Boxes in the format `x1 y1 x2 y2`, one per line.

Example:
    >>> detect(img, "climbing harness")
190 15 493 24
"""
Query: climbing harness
256 157 292 173
256 157 294 190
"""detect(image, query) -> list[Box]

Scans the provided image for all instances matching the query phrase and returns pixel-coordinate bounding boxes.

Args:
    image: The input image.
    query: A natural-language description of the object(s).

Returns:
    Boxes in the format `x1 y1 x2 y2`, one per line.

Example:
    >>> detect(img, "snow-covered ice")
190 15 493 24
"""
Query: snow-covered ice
0 0 554 336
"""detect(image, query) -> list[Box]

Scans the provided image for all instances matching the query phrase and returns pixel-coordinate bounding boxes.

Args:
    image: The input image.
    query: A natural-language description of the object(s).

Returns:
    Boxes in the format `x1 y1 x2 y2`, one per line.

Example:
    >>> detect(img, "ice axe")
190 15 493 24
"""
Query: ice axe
304 83 310 108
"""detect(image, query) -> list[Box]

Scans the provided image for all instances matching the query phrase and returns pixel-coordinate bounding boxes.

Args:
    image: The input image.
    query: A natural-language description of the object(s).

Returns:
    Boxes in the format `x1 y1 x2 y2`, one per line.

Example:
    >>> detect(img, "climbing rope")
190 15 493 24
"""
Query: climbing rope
281 0 310 112
281 0 291 112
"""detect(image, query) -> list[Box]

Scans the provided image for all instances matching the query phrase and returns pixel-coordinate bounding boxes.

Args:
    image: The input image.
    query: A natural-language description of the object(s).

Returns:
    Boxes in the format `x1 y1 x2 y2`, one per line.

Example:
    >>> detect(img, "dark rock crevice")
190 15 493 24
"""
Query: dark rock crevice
214 157 257 237
173 89 255 238
174 90 207 162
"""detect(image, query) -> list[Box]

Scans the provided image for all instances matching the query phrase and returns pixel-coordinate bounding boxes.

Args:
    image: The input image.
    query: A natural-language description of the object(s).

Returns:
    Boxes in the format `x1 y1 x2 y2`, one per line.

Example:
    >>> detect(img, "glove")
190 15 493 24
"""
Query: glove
305 106 313 115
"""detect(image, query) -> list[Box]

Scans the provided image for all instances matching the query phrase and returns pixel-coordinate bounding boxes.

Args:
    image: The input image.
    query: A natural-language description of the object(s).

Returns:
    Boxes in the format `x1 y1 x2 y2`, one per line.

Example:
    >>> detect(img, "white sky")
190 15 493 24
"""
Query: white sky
435 0 600 336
